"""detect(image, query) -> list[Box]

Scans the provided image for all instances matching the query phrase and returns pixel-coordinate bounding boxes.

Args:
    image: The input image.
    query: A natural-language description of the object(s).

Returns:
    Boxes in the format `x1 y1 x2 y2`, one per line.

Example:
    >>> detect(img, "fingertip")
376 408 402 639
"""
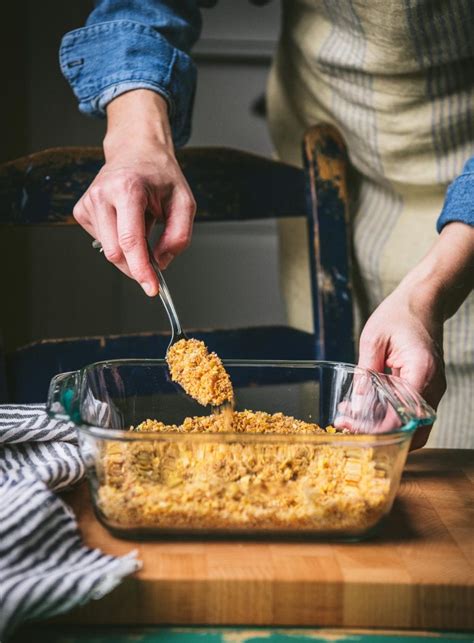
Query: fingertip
140 279 159 297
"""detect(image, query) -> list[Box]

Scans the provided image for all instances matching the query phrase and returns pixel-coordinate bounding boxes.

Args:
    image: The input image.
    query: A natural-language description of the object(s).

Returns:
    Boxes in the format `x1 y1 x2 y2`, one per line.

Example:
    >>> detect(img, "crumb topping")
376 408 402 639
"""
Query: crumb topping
98 411 389 533
166 338 234 407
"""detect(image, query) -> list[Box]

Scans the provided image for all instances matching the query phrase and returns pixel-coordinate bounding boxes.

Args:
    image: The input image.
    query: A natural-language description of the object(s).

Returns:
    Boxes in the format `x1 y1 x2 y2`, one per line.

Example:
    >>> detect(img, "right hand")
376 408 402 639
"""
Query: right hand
73 90 196 296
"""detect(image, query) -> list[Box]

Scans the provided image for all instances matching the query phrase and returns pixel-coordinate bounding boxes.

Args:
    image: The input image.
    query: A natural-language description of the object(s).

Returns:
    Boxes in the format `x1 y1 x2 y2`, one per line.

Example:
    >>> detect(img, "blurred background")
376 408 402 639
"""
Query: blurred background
0 0 289 355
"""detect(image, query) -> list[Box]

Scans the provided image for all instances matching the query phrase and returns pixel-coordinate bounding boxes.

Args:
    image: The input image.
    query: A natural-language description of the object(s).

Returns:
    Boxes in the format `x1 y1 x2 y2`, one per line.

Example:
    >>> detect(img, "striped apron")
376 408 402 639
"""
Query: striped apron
266 0 474 447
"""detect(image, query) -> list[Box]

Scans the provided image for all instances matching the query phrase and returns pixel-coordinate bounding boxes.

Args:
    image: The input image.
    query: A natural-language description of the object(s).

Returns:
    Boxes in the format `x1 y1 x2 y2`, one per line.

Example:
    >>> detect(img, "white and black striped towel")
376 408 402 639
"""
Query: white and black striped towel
0 404 141 640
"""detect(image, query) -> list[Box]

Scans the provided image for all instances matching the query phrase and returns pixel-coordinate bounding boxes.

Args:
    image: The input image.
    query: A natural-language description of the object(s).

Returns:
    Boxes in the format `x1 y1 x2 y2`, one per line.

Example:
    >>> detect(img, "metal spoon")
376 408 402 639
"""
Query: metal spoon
92 239 187 350
146 245 188 348
91 239 232 413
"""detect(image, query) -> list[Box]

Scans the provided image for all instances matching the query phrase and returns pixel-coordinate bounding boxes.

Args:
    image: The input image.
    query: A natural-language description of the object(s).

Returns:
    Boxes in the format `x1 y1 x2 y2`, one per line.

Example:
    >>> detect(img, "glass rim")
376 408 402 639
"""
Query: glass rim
47 357 435 441
76 423 419 445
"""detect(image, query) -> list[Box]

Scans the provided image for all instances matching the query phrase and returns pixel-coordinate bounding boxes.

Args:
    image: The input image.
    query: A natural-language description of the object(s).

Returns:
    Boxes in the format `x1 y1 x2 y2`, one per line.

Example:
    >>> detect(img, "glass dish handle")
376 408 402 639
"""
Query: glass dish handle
373 372 437 428
46 370 81 423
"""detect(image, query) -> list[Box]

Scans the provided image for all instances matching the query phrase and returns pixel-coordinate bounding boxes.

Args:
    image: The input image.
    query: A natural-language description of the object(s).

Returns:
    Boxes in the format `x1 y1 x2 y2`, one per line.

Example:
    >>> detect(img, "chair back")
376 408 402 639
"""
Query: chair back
0 124 354 401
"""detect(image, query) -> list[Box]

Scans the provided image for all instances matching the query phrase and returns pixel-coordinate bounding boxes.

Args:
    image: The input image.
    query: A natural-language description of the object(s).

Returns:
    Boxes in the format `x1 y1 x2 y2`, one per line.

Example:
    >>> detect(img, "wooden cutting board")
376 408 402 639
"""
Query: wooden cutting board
56 449 474 631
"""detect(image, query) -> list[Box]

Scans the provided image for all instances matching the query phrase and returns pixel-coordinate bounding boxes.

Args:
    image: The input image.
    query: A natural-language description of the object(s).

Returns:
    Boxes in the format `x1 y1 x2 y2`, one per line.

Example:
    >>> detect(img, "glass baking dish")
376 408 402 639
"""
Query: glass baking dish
47 359 435 540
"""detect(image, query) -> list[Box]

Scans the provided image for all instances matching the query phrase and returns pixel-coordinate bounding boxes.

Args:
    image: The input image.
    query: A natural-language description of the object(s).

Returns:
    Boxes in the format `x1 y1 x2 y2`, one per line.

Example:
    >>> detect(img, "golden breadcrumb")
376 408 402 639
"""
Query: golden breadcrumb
98 411 390 533
166 338 234 406
133 411 333 435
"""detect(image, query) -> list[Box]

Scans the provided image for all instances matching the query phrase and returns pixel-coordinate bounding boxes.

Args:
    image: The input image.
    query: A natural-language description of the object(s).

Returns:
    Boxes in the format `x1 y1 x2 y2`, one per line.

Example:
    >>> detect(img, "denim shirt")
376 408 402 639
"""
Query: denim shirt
59 0 474 231
437 157 474 232
60 0 202 148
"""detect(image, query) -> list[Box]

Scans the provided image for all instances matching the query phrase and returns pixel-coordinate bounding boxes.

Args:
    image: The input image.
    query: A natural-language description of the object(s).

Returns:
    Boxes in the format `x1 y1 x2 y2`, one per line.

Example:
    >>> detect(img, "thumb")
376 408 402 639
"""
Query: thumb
358 330 387 373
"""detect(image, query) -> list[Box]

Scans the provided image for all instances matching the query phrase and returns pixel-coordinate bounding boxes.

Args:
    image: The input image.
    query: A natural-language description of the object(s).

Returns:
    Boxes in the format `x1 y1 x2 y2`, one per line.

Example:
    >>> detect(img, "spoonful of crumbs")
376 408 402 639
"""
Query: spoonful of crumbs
93 238 233 409
166 338 234 407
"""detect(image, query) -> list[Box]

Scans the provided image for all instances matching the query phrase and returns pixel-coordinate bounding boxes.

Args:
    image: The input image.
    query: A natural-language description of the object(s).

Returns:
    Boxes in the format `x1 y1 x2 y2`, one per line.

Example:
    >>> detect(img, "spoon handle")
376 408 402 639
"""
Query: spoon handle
147 243 185 343
93 238 185 345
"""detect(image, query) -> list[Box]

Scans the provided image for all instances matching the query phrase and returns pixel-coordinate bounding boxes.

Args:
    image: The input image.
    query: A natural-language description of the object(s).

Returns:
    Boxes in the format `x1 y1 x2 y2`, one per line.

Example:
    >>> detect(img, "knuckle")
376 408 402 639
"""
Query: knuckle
124 174 144 193
113 171 131 186
82 192 93 211
104 247 123 264
130 265 150 283
113 173 147 206
183 193 196 216
88 184 105 203
73 202 86 224
173 232 191 252
118 231 140 252
114 171 142 191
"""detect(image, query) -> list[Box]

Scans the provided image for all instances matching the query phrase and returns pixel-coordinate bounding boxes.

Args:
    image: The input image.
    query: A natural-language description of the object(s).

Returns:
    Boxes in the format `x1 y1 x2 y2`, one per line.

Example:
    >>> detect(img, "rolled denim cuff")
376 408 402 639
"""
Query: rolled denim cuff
60 20 197 147
437 169 474 232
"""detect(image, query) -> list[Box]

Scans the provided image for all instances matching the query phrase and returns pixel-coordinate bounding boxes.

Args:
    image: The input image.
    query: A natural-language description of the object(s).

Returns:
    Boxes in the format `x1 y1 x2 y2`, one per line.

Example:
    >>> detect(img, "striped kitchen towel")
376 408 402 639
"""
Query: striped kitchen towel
0 404 140 640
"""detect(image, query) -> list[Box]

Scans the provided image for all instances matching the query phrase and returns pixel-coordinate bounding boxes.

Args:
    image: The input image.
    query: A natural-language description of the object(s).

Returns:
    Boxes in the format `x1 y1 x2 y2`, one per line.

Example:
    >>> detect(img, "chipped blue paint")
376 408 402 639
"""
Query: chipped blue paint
303 125 355 363
0 148 306 225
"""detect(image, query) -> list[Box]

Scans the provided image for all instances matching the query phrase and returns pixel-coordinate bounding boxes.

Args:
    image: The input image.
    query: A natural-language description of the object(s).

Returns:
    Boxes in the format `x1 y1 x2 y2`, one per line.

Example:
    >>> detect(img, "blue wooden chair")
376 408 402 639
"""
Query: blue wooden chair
0 124 354 402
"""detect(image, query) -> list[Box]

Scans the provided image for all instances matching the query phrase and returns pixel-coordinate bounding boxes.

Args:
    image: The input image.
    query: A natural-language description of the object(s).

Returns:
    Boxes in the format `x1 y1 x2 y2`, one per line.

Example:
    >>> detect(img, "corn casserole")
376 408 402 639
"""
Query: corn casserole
98 410 390 532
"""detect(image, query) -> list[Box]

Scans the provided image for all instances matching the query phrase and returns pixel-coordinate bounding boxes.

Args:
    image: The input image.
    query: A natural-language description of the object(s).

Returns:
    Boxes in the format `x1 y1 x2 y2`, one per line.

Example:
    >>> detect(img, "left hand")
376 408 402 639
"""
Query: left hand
358 223 473 449
358 280 446 449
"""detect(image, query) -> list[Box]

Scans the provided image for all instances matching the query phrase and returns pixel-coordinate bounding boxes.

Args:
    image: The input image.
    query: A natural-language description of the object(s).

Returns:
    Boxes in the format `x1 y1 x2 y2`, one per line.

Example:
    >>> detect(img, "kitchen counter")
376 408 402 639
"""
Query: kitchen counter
55 449 474 631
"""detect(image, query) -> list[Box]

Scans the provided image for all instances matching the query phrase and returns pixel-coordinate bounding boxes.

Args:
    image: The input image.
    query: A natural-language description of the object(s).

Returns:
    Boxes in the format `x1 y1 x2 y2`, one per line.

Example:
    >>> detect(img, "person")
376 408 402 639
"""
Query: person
60 1 474 447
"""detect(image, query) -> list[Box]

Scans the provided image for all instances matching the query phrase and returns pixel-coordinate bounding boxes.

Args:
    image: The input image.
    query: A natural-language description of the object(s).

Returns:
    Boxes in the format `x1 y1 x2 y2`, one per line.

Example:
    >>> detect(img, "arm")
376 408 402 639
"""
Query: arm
60 1 202 295
436 156 474 232
359 221 474 448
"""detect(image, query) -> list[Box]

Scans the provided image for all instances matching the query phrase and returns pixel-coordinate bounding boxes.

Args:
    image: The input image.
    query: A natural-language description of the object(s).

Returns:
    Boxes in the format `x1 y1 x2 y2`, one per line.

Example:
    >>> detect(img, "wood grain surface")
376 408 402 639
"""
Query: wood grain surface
55 449 474 631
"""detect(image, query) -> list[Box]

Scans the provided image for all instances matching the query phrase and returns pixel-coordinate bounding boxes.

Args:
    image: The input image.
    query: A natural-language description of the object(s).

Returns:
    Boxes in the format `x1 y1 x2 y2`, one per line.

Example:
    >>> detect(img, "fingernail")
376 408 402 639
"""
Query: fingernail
159 252 174 269
141 282 155 296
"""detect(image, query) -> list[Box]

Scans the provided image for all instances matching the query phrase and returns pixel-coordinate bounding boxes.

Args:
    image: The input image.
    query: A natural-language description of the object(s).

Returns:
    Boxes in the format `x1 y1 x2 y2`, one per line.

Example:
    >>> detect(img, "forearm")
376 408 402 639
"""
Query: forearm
399 222 474 322
358 179 473 431
73 89 195 294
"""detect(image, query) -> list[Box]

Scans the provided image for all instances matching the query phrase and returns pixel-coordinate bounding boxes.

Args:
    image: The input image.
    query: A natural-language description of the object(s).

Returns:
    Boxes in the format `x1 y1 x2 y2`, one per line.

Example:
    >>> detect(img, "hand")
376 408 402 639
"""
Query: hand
359 285 446 409
358 284 446 449
358 222 474 449
73 90 196 296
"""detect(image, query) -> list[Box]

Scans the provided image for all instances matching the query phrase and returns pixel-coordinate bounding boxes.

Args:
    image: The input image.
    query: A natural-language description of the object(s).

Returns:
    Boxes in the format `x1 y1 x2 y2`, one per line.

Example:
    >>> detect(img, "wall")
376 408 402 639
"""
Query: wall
1 0 292 352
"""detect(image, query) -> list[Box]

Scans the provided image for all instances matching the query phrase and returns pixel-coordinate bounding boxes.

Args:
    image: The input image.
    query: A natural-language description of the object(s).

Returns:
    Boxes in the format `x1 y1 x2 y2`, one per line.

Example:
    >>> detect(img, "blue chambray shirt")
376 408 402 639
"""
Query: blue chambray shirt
59 0 474 232
60 0 202 148
437 157 474 232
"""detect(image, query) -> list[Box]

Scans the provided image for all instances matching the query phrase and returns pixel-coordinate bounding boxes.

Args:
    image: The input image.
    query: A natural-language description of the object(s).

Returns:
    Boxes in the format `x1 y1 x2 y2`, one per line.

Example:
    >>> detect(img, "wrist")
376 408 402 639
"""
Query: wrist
399 222 474 321
103 89 174 159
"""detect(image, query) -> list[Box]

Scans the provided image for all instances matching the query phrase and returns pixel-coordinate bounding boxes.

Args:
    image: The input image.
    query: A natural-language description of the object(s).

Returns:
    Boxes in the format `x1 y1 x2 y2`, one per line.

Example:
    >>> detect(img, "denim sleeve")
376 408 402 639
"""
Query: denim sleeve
59 1 202 147
437 156 474 232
